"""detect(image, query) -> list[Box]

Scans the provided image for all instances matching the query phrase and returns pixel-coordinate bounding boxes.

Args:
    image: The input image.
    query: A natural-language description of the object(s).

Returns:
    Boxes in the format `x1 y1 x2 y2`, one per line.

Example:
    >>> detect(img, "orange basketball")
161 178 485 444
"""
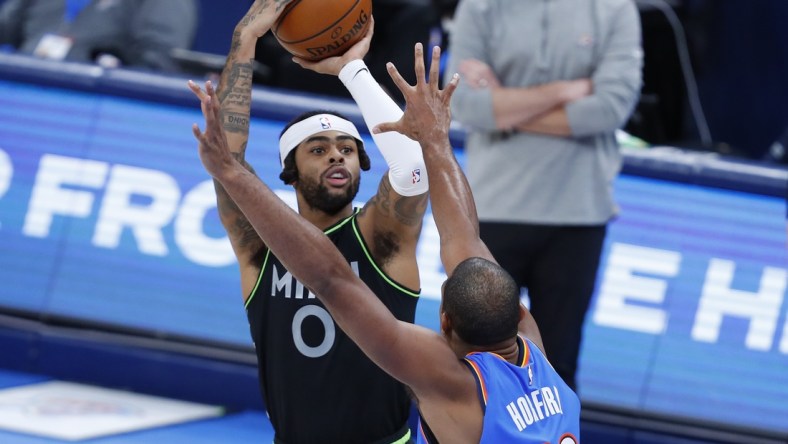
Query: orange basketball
273 0 372 61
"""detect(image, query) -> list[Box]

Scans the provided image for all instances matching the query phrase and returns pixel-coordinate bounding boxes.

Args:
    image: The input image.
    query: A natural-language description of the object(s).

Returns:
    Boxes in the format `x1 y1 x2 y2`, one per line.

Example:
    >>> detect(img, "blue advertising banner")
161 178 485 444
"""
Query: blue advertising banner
582 176 787 434
0 78 786 436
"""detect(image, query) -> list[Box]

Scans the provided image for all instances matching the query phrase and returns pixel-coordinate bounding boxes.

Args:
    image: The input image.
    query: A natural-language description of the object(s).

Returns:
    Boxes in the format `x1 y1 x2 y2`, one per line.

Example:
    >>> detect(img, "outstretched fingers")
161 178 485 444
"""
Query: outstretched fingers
191 122 203 140
204 81 221 126
371 62 412 135
190 80 222 144
413 43 426 86
187 80 206 101
374 43 459 136
443 72 460 105
188 79 211 116
189 80 208 142
191 80 238 178
428 45 440 90
424 45 458 104
385 60 411 97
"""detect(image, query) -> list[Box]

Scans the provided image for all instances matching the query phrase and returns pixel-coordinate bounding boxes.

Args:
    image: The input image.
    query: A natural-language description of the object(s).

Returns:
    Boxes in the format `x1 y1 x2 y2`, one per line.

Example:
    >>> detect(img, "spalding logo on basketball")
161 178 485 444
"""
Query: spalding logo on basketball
273 0 372 61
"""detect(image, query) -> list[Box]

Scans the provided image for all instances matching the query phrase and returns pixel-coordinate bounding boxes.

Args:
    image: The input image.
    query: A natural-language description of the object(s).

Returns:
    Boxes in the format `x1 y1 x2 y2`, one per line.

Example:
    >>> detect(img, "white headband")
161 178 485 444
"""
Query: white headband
278 114 363 169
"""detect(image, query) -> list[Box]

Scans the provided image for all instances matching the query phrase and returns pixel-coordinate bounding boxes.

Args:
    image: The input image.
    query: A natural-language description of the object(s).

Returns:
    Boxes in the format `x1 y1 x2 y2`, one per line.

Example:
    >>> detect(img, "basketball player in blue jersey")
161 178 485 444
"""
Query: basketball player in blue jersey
191 40 581 444
188 2 428 443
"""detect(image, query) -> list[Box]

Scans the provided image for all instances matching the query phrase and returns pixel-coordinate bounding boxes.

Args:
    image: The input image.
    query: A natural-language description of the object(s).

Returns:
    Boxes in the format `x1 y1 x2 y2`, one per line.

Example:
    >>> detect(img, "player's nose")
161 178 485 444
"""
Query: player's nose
328 147 345 163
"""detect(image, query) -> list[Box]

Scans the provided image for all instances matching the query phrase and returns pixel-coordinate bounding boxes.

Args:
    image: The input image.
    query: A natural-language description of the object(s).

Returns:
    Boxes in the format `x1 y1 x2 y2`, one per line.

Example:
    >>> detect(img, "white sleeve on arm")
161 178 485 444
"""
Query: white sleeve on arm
339 59 428 196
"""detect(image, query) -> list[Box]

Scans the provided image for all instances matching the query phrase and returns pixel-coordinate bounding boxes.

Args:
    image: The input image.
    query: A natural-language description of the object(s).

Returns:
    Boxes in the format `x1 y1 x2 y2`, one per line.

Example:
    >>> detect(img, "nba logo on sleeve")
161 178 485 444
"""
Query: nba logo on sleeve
412 169 421 184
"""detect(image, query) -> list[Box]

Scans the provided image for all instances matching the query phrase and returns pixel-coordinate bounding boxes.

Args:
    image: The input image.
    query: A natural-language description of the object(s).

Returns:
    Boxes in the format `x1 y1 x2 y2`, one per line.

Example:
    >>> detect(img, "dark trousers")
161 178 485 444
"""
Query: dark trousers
479 222 607 391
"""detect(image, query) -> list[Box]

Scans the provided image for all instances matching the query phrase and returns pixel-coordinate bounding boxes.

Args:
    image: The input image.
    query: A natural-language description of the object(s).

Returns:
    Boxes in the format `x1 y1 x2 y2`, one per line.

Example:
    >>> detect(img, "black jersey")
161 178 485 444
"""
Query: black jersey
245 209 419 444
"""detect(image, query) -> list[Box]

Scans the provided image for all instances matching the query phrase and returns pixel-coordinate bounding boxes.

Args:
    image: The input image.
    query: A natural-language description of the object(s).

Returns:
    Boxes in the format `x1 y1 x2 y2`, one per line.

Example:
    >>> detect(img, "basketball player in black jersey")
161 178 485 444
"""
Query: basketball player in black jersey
187 2 428 443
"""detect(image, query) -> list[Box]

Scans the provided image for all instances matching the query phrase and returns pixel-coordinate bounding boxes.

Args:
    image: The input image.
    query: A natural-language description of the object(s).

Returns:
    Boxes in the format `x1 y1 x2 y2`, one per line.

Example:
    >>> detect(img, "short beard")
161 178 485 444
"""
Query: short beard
297 174 361 215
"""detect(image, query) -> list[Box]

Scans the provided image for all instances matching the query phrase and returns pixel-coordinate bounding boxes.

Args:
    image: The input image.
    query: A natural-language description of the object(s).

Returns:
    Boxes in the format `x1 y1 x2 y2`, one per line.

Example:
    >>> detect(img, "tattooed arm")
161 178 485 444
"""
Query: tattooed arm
188 0 291 298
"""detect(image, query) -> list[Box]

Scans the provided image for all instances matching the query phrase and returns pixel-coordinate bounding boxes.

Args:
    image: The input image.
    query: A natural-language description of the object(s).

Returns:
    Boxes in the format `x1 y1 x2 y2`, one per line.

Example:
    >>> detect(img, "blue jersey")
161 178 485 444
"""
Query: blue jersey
417 336 580 443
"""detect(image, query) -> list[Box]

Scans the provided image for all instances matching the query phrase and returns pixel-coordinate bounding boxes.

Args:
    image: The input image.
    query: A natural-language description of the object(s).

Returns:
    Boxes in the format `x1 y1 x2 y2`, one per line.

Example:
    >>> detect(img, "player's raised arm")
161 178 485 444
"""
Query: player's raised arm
187 0 291 296
375 44 545 349
374 44 494 276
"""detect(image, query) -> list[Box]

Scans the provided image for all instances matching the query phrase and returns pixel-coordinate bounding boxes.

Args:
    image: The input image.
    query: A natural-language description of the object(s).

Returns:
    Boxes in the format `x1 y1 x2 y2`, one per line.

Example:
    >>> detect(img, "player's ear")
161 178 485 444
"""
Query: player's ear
440 311 452 337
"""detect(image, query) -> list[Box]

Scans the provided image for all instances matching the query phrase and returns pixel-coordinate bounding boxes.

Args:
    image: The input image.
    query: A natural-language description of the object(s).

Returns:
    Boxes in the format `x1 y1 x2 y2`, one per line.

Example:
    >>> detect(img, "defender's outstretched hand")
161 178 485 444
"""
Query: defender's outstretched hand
372 43 492 276
372 43 459 146
190 80 237 179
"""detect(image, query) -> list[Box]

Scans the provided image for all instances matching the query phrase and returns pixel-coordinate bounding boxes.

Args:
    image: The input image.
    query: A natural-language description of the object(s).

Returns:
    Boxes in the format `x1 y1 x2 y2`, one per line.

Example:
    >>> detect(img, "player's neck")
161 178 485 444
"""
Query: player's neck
466 337 520 364
298 204 354 231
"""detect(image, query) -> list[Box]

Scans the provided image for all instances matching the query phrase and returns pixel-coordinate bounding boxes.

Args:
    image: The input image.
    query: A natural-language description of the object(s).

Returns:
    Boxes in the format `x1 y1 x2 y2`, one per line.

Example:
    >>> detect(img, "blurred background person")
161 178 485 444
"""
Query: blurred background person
444 0 643 392
0 0 198 73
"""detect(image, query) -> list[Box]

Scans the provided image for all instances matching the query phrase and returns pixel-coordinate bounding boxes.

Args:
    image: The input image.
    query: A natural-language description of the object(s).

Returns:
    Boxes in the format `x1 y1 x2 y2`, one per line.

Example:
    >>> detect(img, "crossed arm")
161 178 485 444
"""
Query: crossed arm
448 1 642 137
